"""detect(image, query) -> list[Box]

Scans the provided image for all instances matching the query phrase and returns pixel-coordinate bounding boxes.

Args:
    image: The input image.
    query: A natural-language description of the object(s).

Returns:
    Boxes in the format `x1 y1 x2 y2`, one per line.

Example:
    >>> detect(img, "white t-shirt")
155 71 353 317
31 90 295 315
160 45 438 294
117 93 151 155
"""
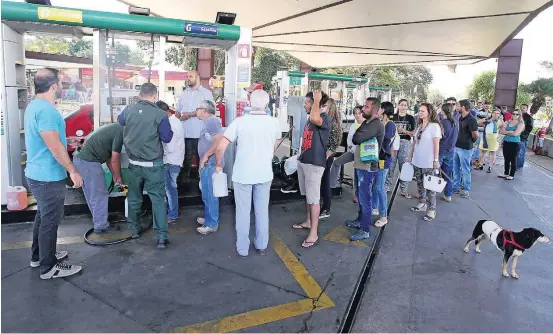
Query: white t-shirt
223 111 281 185
485 121 498 134
411 123 442 169
163 114 185 166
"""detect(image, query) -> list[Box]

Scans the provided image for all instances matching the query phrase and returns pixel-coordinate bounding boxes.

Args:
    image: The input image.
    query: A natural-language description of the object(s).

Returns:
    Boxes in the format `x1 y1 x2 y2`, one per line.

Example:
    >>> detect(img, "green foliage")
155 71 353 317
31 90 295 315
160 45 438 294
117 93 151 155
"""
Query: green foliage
467 70 496 103
322 66 433 102
516 90 532 107
427 88 445 104
522 77 553 114
25 36 142 65
252 48 300 92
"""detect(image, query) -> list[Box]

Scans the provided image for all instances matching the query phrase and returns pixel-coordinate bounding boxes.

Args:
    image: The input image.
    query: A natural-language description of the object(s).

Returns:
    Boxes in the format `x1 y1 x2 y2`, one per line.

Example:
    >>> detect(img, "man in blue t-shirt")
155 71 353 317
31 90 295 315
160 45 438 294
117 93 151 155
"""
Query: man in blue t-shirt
24 68 83 280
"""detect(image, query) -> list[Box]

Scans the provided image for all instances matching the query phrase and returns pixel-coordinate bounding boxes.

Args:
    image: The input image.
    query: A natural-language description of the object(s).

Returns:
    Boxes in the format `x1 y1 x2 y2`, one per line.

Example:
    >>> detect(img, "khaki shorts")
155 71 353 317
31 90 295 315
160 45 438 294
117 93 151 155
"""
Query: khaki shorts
297 162 325 205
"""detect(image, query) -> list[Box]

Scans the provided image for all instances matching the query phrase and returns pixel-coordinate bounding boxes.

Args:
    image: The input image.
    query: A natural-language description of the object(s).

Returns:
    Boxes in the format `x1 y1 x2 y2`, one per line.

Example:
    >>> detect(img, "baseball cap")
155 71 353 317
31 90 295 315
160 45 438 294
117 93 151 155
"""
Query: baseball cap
244 82 264 92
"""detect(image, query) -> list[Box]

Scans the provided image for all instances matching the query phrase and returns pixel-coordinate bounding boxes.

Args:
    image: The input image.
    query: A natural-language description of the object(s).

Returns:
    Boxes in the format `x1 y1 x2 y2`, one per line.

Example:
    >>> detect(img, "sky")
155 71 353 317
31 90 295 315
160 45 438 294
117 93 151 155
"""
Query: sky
13 0 553 97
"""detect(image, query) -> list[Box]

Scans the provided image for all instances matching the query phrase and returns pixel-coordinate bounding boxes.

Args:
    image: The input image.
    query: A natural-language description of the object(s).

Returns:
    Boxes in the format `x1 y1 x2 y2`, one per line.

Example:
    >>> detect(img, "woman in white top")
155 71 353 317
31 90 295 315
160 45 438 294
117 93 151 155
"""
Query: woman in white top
408 103 442 221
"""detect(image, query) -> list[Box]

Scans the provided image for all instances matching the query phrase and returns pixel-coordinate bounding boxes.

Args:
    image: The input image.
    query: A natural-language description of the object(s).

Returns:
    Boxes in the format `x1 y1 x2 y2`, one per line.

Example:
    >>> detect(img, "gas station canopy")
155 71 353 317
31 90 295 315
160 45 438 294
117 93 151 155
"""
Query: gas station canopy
120 0 551 68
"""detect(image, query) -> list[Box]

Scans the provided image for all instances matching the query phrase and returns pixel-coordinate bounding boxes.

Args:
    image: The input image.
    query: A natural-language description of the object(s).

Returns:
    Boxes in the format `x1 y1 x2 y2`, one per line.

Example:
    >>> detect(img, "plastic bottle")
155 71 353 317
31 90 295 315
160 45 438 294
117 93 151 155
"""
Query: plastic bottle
7 186 28 211
212 171 228 197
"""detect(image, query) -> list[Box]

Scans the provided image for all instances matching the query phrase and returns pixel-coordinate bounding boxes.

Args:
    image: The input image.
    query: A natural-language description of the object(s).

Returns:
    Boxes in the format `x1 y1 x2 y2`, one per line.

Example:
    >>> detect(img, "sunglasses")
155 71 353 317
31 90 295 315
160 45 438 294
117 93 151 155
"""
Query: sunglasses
512 113 520 116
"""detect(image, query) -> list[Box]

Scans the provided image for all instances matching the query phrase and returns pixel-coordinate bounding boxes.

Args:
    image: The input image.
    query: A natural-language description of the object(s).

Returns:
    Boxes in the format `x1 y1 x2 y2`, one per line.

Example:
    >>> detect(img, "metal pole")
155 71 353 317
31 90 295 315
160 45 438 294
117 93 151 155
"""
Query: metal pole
147 34 154 83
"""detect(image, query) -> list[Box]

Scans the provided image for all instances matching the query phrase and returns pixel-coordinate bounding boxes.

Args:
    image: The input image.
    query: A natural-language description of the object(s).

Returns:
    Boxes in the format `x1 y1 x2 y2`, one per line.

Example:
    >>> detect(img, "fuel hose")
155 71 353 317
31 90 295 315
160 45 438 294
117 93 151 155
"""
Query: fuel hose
83 181 152 246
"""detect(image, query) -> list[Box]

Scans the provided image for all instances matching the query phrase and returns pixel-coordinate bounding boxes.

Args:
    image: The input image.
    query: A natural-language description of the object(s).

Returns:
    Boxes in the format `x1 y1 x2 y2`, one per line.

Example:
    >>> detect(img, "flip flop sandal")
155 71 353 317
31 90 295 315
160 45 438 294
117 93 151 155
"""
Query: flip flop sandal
292 223 311 230
374 219 388 228
301 238 320 248
423 211 436 221
411 203 427 212
401 192 412 199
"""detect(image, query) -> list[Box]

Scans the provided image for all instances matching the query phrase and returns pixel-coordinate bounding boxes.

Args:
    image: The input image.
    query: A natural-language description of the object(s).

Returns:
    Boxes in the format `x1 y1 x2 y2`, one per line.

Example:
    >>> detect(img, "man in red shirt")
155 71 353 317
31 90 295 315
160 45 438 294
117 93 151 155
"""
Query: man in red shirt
502 105 512 121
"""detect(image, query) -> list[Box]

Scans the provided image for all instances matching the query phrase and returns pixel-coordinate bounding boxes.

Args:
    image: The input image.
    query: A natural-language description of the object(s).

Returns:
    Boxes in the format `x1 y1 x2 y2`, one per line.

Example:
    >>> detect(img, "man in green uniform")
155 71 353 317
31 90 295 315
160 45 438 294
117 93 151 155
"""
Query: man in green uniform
118 83 174 249
73 123 123 234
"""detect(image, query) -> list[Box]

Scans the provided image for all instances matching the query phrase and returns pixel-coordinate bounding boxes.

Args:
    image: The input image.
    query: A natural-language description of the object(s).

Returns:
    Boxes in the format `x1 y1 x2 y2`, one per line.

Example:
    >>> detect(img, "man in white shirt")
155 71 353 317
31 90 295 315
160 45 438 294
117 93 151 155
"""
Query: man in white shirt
215 90 281 257
157 101 185 224
177 70 214 178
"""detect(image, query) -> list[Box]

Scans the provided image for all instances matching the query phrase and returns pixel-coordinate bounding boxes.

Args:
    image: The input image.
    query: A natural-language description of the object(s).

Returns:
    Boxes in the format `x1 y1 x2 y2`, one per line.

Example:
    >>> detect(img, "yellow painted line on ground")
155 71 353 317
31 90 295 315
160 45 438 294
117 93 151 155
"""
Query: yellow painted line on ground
271 232 335 306
171 298 324 333
1 226 193 251
171 231 335 333
323 225 367 248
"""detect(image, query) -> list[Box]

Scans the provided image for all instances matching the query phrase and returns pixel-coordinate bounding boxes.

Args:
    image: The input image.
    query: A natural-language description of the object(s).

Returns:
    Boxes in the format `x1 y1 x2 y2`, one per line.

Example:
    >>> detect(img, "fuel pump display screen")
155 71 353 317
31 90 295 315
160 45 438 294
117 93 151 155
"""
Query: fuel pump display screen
106 97 127 106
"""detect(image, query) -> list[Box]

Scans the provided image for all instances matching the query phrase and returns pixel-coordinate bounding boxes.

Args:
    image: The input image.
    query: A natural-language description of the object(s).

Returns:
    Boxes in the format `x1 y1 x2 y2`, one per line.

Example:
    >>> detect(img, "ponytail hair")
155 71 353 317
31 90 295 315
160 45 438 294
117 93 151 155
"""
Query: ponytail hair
441 103 456 128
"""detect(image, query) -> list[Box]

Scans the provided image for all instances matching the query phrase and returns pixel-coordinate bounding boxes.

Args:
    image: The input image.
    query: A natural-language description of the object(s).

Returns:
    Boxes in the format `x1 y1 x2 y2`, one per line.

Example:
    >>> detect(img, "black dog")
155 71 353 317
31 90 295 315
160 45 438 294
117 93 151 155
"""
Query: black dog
464 220 550 279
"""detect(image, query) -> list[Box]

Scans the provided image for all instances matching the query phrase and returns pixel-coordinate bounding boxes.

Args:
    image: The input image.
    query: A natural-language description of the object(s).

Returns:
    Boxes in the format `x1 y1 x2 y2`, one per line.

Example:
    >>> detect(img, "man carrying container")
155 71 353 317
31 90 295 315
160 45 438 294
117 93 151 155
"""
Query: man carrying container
73 122 124 234
118 83 173 249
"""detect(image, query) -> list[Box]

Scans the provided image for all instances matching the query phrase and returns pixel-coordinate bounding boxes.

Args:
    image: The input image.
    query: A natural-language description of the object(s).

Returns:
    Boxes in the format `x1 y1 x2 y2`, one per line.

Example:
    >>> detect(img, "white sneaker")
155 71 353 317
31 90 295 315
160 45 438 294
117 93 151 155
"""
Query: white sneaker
374 219 388 228
30 251 68 268
196 217 205 226
196 226 217 235
40 262 82 280
372 209 379 216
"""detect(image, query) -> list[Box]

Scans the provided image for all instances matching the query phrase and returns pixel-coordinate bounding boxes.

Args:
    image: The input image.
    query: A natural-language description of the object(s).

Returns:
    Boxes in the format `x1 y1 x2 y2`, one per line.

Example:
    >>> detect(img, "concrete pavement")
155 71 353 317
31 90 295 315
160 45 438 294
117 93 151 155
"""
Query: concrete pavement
353 154 553 332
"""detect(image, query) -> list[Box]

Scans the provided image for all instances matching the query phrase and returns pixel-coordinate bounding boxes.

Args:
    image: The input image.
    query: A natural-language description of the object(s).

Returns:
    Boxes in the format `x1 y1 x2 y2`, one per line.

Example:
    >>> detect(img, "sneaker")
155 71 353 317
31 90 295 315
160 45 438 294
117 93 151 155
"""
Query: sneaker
40 262 82 279
453 189 460 194
442 195 452 203
486 166 492 173
197 226 218 235
280 183 297 194
506 176 514 180
345 219 361 229
196 217 205 226
131 227 143 239
168 218 179 225
474 165 484 171
319 210 330 219
30 251 68 268
372 209 379 216
460 190 470 198
256 249 267 256
156 238 170 249
498 174 507 179
349 230 370 241
94 225 120 234
384 186 390 192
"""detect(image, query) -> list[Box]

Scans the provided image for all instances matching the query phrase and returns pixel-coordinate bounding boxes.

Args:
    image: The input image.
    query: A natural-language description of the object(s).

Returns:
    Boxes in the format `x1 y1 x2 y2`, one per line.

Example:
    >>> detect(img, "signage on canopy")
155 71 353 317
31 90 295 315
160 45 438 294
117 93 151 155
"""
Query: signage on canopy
183 22 219 36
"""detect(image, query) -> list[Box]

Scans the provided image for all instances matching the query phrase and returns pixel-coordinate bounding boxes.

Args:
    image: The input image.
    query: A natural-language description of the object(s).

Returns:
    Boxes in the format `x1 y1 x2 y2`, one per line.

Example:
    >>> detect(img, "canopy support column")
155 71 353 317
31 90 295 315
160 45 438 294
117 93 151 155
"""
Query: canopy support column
223 27 252 188
92 29 106 130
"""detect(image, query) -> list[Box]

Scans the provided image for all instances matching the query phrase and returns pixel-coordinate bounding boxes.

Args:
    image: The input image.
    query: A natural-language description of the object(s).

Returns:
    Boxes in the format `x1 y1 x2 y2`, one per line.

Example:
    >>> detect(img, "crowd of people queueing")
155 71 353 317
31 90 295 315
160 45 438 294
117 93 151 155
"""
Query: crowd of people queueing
22 66 535 280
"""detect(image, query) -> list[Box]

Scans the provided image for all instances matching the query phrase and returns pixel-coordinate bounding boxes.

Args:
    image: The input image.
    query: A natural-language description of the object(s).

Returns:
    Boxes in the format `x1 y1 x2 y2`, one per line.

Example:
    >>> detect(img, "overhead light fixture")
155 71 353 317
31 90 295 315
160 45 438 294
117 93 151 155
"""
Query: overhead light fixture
215 12 236 25
129 6 150 16
25 0 52 5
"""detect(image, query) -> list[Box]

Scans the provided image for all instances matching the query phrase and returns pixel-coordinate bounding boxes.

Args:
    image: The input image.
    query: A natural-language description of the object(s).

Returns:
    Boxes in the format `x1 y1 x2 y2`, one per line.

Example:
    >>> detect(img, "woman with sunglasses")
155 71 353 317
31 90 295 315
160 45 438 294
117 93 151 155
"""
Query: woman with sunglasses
408 103 442 221
499 110 524 180
475 107 503 173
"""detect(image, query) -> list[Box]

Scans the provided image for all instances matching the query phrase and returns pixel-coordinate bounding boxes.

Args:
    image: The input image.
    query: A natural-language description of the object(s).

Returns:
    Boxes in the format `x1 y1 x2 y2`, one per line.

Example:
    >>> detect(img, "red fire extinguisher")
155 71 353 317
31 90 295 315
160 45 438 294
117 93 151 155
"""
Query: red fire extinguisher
216 100 226 127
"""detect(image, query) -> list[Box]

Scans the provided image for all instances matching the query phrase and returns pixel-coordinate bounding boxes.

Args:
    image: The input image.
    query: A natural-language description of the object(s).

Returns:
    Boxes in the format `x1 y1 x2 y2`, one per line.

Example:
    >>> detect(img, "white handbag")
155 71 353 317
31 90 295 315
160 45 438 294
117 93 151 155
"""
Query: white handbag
399 162 414 182
423 172 446 193
284 155 299 175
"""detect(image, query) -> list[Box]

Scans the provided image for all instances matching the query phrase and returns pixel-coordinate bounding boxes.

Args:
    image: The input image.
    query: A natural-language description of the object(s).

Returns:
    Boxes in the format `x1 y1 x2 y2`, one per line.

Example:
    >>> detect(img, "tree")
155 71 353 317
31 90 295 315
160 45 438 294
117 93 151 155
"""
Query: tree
252 48 300 92
322 66 432 103
427 88 445 104
68 39 92 58
467 70 496 103
25 36 70 55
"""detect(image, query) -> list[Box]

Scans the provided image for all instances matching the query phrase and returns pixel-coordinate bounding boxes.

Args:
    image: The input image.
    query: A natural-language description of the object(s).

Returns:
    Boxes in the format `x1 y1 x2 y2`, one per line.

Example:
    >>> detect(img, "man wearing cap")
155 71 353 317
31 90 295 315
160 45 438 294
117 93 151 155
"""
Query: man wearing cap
177 70 214 179
118 83 173 249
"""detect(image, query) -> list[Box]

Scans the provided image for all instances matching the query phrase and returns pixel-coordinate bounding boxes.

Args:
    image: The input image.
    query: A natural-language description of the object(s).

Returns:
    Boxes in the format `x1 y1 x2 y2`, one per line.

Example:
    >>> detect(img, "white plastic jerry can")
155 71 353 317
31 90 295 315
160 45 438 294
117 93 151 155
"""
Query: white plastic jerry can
212 171 228 197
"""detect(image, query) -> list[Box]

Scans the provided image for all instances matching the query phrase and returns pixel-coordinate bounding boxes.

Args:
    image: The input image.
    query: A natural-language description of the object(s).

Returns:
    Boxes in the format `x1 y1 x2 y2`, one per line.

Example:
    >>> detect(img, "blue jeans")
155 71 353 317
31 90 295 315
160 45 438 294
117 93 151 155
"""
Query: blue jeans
516 140 527 170
356 170 376 232
439 153 455 197
372 169 388 217
453 148 473 193
164 164 181 220
27 178 67 275
200 161 219 228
